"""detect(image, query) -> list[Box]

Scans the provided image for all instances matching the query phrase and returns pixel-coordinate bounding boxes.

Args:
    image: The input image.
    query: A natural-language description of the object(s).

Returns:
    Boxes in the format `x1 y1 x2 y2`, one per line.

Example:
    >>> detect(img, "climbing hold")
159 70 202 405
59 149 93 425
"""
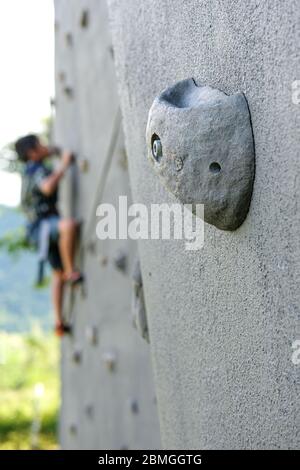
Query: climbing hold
99 255 108 266
80 10 89 28
129 398 139 414
114 249 127 273
69 423 77 436
102 351 117 372
58 71 66 83
86 239 96 254
85 403 94 418
63 86 73 98
65 32 73 47
85 325 98 346
132 259 150 343
71 348 82 364
79 159 89 173
146 78 255 231
108 45 114 59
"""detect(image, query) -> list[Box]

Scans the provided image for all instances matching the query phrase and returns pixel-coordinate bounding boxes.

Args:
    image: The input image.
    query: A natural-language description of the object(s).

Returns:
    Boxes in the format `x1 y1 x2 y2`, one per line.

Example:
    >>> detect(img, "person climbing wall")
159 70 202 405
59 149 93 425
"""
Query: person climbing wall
15 134 84 337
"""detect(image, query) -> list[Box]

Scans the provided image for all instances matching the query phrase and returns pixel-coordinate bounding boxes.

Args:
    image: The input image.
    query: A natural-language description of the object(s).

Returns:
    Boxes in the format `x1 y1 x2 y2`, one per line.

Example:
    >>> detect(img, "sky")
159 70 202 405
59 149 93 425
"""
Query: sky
0 0 54 206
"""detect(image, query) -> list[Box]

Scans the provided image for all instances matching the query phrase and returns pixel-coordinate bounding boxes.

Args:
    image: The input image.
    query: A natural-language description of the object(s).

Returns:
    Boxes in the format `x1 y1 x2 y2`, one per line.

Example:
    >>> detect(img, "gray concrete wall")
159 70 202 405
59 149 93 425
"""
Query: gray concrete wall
54 0 160 450
107 0 300 449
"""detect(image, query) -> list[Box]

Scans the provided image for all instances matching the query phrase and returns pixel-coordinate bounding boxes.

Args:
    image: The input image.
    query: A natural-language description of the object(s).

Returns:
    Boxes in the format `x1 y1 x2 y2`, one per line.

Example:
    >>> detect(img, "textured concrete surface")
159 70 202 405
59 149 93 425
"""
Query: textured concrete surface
146 78 255 230
107 0 300 449
54 0 160 450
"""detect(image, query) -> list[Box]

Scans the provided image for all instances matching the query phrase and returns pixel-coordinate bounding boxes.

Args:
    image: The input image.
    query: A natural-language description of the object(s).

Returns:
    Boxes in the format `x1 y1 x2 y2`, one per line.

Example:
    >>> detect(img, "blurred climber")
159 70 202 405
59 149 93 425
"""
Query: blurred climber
15 134 84 337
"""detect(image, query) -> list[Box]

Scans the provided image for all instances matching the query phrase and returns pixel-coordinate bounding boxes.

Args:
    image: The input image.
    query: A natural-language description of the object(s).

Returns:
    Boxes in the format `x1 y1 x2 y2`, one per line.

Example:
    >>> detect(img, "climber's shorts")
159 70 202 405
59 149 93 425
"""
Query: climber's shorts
29 215 63 272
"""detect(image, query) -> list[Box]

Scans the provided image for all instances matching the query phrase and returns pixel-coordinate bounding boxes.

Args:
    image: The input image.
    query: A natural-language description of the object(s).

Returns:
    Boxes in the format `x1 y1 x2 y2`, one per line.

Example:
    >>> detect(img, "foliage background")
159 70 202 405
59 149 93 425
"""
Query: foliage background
0 205 58 450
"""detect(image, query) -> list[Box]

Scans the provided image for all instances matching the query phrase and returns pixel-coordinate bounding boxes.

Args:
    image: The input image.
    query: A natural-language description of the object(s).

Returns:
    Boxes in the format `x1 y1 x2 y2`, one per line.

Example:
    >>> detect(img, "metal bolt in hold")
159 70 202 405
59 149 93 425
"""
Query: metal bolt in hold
175 156 183 171
152 137 162 162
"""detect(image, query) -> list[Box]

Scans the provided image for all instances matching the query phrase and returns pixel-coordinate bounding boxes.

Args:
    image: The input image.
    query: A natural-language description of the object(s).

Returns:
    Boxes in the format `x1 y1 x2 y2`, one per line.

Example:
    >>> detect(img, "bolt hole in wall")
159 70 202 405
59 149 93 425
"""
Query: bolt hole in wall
151 134 162 162
209 162 221 174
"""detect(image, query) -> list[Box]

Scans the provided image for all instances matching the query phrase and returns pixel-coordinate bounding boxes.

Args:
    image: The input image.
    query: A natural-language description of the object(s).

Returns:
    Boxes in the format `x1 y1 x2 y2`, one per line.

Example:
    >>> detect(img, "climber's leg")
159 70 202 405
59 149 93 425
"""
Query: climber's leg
58 218 77 276
52 269 65 329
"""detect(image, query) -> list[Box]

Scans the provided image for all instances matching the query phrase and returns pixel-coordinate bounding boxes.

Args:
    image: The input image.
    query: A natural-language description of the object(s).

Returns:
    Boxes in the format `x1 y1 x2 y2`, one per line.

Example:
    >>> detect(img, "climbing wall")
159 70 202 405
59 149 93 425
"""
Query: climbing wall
54 0 160 450
107 0 300 450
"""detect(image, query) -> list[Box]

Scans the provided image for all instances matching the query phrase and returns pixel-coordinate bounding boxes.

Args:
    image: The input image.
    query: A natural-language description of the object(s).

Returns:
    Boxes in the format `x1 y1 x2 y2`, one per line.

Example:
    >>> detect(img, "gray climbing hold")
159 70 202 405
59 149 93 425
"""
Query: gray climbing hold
58 71 66 83
102 351 117 372
86 238 96 254
69 423 77 436
108 45 114 60
146 78 255 231
79 158 89 173
63 86 73 98
72 348 82 364
65 32 73 46
85 403 94 418
99 255 108 266
85 325 98 346
132 259 150 343
80 10 89 28
114 249 127 273
129 398 139 414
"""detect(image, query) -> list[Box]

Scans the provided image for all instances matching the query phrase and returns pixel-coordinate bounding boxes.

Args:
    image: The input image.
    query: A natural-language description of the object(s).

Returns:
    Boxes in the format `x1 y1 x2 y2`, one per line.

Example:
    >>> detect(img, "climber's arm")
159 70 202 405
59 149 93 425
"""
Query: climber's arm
39 151 73 196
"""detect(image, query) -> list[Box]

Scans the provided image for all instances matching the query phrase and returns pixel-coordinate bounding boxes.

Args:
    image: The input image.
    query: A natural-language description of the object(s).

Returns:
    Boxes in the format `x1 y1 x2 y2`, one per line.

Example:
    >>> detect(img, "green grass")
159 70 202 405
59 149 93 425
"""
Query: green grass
0 329 59 449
